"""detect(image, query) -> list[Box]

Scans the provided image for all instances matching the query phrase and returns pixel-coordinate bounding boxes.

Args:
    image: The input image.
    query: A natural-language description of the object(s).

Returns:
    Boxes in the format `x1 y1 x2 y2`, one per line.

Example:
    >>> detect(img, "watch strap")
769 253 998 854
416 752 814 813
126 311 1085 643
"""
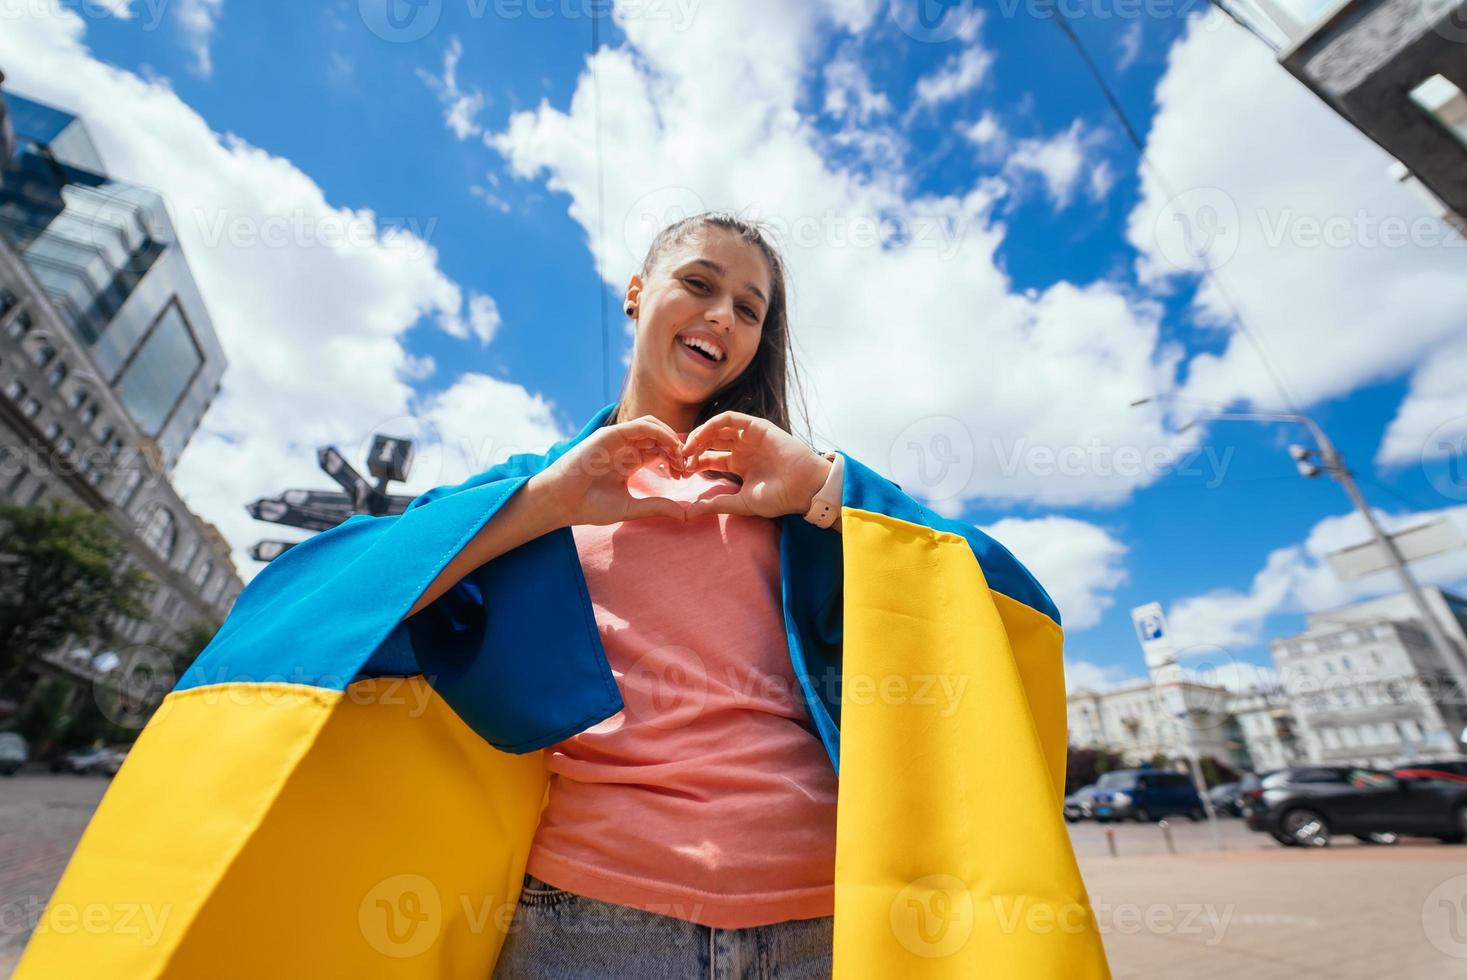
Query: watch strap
803 450 842 529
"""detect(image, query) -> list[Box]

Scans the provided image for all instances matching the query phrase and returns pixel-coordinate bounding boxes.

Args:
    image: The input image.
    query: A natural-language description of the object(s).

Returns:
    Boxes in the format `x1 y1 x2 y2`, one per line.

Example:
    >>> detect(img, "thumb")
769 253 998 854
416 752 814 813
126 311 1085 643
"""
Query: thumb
623 496 687 522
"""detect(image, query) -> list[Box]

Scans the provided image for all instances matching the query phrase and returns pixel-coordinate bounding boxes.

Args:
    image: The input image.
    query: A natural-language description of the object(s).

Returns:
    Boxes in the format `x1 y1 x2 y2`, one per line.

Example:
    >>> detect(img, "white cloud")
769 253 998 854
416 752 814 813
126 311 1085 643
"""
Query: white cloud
1116 21 1143 72
961 110 1004 147
0 6 540 583
1066 658 1145 693
1166 504 1467 651
1005 119 1109 210
438 292 502 346
1376 337 1467 467
1128 11 1467 413
418 36 486 141
487 2 1187 508
822 41 891 124
981 515 1129 631
94 0 133 18
913 43 994 109
176 0 223 78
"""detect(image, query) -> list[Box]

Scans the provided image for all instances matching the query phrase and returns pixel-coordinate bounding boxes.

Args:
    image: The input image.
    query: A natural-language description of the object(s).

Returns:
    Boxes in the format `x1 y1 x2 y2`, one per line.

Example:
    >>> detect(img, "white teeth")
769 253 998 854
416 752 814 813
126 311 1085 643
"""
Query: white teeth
680 336 724 362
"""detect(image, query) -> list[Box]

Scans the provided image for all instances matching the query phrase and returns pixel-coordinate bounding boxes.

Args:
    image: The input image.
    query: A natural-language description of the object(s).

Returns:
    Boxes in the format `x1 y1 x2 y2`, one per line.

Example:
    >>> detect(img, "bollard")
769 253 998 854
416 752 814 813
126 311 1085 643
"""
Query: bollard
1105 827 1117 858
1159 818 1176 855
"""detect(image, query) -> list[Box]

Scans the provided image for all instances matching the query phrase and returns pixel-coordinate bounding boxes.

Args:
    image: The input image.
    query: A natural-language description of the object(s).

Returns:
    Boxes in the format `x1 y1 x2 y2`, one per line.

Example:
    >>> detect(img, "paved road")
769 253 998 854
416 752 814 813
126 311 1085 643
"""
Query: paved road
3 776 1465 977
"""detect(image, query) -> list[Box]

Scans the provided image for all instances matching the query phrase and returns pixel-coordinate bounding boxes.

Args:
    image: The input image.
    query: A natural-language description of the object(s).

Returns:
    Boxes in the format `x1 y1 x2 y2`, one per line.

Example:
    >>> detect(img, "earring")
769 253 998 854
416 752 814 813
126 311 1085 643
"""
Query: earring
625 305 637 317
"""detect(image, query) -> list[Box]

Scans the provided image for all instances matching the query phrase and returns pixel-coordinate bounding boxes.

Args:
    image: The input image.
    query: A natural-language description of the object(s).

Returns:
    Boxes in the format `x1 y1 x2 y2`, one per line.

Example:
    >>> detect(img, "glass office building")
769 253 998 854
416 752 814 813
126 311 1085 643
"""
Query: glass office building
0 91 225 470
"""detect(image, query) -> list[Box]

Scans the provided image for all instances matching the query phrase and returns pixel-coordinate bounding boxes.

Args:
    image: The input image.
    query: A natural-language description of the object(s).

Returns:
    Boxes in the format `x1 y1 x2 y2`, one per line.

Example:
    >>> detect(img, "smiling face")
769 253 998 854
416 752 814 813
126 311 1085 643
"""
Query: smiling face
621 225 772 430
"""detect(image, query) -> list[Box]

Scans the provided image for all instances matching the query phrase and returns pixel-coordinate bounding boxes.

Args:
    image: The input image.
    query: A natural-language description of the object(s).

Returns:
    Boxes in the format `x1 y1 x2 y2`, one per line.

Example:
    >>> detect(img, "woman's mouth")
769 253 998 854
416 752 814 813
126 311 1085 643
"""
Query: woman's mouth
677 336 723 369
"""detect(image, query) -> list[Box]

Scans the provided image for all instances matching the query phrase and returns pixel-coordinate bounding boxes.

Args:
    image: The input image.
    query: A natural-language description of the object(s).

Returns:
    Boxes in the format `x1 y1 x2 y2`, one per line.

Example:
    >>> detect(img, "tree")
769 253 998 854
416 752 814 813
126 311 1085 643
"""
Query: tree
0 499 156 697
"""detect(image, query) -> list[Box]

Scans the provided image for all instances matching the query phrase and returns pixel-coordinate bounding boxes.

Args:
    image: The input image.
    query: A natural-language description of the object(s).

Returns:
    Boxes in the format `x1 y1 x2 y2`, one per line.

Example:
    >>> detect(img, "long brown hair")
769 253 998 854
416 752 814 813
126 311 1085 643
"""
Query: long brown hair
611 210 814 447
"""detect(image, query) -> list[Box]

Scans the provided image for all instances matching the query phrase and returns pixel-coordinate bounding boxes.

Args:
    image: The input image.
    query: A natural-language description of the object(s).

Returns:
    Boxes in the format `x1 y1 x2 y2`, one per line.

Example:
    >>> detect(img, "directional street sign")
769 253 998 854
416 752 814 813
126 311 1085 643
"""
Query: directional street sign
249 438 420 562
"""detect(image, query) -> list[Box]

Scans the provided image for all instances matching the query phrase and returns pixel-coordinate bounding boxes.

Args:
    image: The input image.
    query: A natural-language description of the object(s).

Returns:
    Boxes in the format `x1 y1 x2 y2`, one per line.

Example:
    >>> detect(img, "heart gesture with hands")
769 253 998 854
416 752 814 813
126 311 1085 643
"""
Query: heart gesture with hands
532 412 833 528
678 411 832 522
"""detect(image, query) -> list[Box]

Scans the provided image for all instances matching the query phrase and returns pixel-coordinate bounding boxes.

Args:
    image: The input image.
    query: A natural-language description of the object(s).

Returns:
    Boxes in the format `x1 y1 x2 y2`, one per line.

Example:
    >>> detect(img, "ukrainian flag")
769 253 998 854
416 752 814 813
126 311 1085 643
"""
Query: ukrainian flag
16 402 1110 978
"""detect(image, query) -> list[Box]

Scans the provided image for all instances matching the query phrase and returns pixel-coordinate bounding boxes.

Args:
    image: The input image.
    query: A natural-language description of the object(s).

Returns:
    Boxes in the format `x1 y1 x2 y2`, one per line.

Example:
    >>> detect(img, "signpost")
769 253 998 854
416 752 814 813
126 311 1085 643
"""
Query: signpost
248 434 417 563
1130 602 1225 851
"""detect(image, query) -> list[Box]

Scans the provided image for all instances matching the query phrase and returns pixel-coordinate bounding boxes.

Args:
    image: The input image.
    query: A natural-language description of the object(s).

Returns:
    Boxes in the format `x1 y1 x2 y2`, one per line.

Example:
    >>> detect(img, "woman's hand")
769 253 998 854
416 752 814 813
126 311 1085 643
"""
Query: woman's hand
530 415 690 527
678 411 832 521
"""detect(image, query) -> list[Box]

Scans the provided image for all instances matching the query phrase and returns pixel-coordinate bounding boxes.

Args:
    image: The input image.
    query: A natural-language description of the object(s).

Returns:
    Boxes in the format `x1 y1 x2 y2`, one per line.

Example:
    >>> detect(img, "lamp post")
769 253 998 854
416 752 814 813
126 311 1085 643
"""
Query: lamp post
1131 396 1467 682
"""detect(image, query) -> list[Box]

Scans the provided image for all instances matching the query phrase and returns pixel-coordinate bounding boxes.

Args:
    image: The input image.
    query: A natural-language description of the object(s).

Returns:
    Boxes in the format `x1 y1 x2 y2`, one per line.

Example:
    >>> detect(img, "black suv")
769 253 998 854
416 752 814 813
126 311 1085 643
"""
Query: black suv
1242 764 1467 847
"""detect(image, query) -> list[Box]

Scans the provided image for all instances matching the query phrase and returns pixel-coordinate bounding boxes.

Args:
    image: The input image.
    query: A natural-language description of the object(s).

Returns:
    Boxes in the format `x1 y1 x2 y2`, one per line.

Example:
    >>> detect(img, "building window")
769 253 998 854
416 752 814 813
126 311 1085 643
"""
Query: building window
43 421 62 441
137 502 178 561
193 558 213 589
29 342 56 368
46 362 68 387
58 437 75 456
3 378 23 401
113 468 143 509
0 288 15 316
5 311 32 339
21 397 41 419
1409 75 1467 147
113 302 204 438
79 400 99 424
96 424 114 445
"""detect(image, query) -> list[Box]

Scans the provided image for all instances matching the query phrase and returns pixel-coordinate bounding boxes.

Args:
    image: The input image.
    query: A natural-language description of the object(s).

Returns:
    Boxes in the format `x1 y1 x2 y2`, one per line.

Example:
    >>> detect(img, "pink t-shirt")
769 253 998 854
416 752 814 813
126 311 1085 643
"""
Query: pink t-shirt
524 442 838 928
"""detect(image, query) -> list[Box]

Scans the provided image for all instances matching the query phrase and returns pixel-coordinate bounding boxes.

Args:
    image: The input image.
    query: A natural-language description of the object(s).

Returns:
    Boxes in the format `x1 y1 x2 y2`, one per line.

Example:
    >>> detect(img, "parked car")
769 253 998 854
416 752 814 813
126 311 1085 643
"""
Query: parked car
1243 765 1467 847
1207 781 1245 817
0 732 28 776
50 745 127 776
1090 769 1205 823
1064 784 1100 822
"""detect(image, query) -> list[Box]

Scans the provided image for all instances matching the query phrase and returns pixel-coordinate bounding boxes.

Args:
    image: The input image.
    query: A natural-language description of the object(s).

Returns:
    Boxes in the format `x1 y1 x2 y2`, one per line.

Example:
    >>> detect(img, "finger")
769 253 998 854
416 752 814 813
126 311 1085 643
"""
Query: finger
684 412 749 451
619 418 687 470
680 450 738 477
686 489 750 520
623 495 686 522
680 424 742 461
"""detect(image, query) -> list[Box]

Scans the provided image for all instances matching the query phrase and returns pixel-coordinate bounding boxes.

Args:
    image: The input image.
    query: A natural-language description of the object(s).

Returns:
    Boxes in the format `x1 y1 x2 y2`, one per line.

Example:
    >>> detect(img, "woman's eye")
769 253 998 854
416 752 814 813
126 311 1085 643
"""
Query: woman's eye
685 277 709 292
739 306 758 321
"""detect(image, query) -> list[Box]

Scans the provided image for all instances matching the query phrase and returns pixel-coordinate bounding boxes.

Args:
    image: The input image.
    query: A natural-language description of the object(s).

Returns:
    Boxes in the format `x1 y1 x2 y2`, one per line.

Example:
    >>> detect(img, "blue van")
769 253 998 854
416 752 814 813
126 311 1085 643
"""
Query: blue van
1091 768 1205 823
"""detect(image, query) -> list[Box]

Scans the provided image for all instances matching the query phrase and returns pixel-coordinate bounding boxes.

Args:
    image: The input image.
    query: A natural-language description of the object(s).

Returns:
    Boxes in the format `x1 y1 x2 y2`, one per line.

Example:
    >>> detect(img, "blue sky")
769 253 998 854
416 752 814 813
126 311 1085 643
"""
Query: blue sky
3 0 1465 693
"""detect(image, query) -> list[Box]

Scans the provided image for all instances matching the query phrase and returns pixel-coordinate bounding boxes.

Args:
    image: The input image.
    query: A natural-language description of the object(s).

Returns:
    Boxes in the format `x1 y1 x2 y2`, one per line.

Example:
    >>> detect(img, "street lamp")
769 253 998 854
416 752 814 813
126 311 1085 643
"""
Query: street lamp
1131 395 1467 681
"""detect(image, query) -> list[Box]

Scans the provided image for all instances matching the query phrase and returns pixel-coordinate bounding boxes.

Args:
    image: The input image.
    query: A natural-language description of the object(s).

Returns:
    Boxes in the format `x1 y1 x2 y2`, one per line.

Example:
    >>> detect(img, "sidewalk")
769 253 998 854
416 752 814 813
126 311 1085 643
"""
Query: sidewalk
1080 843 1467 978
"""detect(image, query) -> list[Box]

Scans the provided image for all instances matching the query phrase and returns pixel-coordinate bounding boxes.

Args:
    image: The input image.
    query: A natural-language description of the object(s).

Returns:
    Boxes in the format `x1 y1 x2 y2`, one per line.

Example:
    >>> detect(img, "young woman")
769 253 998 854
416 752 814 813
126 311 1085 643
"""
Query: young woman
486 212 843 977
17 211 1111 980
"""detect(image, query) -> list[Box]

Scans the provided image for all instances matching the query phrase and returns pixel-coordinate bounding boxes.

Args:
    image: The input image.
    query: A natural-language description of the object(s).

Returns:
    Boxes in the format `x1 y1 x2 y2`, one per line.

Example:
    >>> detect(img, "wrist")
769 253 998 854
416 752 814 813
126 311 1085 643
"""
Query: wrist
795 451 832 516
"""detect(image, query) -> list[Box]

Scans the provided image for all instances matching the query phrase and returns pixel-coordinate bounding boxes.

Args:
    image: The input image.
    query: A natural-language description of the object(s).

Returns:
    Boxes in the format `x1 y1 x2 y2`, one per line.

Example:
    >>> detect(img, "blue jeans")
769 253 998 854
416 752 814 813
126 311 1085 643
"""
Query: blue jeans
492 872 833 979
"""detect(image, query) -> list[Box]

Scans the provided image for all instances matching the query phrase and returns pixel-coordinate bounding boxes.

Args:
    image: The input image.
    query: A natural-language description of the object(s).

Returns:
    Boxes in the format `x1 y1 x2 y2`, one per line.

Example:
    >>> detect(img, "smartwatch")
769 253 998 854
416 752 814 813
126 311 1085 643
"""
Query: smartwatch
803 451 843 529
